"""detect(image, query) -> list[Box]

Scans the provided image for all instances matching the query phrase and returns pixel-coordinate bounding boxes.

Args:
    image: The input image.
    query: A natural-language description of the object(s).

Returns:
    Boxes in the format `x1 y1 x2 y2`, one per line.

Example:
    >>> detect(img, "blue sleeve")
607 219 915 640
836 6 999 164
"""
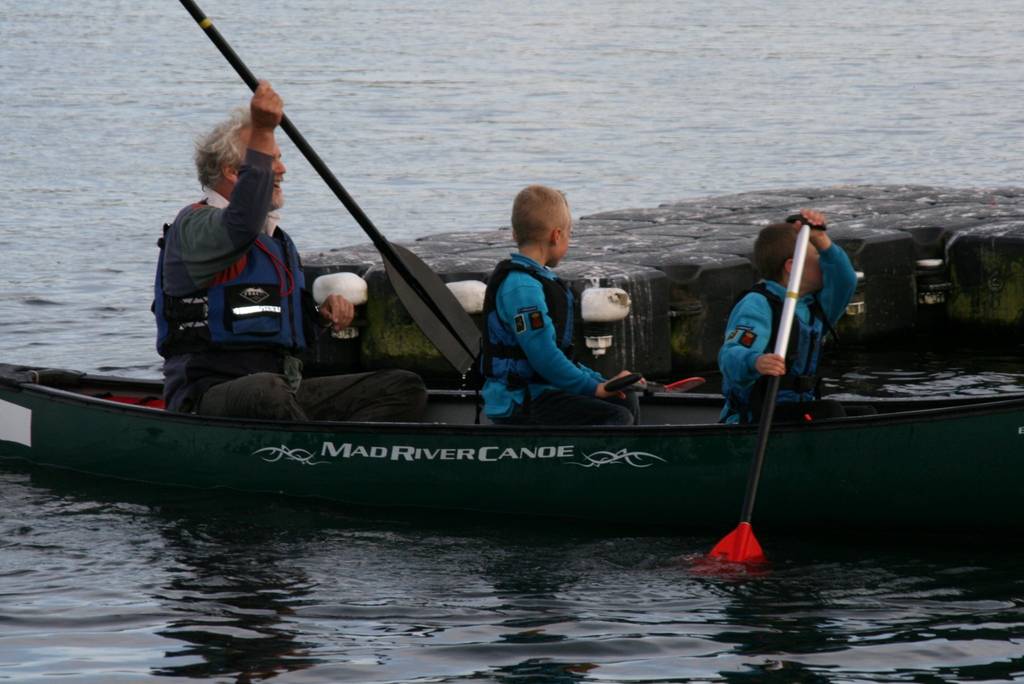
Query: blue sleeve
817 243 858 325
577 362 604 382
497 275 601 396
718 293 773 389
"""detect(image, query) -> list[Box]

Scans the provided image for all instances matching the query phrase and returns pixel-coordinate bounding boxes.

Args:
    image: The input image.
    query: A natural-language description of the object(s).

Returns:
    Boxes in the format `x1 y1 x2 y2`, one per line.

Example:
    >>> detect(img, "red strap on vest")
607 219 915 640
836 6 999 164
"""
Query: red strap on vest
210 254 248 286
254 240 295 296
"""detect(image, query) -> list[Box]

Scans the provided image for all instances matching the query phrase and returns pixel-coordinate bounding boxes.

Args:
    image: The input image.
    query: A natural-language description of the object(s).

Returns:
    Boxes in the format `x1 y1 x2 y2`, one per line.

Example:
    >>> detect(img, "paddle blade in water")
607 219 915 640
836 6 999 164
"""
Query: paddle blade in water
708 522 766 564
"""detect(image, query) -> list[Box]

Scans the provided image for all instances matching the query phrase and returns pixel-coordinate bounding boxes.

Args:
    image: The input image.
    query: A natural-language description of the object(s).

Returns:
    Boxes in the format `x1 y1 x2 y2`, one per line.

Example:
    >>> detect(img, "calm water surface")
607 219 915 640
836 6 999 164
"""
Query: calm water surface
5 465 1024 683
3 1 1024 681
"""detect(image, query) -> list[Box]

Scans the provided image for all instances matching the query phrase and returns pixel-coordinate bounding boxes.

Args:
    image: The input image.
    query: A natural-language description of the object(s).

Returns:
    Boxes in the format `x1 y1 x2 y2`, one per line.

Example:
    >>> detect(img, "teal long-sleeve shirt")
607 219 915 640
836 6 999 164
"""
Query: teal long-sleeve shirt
482 254 604 418
718 242 857 422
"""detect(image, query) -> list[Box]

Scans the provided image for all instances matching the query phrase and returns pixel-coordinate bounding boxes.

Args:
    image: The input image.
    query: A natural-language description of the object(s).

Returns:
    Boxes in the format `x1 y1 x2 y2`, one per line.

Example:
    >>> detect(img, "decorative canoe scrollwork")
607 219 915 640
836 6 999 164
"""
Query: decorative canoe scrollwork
567 449 666 469
253 445 327 466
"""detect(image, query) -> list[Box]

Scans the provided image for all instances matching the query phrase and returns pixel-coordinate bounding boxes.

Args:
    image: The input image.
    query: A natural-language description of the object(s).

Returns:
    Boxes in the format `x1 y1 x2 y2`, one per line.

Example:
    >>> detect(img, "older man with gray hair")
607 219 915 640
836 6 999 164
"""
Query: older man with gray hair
154 81 426 421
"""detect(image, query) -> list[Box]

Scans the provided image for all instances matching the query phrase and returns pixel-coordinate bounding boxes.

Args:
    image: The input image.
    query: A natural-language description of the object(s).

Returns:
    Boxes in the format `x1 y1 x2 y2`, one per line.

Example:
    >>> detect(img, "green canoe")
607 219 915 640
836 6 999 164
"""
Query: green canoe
1 363 1020 531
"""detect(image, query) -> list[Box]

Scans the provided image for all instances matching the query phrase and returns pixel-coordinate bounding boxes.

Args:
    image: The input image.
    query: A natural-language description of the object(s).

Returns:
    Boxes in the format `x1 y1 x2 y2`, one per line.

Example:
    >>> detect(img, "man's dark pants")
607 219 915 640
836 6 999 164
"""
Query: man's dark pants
196 370 426 422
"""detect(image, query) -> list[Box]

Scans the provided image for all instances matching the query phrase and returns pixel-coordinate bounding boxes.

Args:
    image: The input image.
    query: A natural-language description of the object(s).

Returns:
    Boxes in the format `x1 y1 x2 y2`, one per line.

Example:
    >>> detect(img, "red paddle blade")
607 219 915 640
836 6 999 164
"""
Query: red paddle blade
664 376 706 392
708 522 766 564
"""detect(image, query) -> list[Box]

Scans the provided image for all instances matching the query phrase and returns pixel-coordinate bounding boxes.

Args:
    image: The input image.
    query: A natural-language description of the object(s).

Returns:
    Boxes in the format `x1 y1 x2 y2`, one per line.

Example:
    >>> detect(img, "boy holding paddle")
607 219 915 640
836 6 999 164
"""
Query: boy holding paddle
718 210 858 424
479 185 641 425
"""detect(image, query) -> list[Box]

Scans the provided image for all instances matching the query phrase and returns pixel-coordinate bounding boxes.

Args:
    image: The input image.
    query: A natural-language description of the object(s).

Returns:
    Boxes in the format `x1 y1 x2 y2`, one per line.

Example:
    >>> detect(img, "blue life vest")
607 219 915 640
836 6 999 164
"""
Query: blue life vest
154 226 307 358
479 259 574 389
726 283 836 423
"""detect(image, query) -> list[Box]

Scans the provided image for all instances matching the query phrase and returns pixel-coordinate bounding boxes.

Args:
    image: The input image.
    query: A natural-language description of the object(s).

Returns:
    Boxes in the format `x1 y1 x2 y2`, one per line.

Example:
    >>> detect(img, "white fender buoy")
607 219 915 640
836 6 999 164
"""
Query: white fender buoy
581 287 631 322
446 280 487 315
312 272 368 340
580 287 631 356
312 272 368 306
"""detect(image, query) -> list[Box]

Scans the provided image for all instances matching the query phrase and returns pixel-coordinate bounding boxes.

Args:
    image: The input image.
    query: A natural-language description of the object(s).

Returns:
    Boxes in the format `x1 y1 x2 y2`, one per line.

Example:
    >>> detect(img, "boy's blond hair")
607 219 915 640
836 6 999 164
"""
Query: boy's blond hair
511 185 570 246
753 223 798 282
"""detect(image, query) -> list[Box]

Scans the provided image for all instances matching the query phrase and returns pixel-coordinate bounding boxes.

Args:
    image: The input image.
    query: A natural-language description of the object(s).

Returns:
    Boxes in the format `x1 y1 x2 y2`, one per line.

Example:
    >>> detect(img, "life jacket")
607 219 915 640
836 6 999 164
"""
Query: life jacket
726 282 837 423
154 222 307 358
479 259 574 389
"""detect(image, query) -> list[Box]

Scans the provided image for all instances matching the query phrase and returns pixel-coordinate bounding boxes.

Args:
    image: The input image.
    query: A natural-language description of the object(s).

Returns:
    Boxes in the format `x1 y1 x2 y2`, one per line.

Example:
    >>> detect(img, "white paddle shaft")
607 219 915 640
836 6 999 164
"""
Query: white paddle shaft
772 224 811 357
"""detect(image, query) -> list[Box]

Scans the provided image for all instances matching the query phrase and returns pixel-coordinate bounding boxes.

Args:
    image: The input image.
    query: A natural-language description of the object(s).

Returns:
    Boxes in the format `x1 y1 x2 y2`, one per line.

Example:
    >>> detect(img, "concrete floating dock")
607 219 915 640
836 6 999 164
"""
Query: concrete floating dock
301 185 1024 382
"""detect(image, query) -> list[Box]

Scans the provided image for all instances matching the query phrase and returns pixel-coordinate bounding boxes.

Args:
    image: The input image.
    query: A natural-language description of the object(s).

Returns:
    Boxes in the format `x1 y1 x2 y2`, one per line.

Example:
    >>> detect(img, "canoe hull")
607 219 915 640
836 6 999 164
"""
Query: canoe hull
2 376 1022 531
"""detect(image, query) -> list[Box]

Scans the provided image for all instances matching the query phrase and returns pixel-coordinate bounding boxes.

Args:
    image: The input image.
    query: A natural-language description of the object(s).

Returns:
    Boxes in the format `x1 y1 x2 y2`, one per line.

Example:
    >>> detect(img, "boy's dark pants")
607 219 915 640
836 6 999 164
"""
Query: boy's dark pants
196 370 426 422
492 390 639 426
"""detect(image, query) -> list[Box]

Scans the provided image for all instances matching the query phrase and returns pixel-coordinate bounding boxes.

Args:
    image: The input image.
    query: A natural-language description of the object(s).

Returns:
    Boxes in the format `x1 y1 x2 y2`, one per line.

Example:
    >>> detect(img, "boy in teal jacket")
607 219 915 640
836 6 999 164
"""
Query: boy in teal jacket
719 210 857 424
480 185 641 425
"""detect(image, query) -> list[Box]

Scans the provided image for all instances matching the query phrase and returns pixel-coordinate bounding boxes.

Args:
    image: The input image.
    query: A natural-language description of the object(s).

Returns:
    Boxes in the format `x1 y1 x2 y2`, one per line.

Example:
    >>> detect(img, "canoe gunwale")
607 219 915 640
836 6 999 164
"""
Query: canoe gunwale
8 380 729 437
6 364 1024 437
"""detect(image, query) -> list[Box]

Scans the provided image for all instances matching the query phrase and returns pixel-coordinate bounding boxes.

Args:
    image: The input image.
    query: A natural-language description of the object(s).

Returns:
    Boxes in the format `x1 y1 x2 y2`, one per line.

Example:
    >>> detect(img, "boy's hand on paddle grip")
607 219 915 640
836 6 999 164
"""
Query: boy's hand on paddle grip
755 353 786 377
789 209 832 251
597 370 644 398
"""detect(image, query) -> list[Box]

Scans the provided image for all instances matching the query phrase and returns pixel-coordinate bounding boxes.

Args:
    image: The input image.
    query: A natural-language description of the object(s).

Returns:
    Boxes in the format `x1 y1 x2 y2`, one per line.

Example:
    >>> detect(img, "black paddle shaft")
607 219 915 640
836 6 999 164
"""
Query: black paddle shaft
739 374 781 523
178 0 481 373
179 0 385 250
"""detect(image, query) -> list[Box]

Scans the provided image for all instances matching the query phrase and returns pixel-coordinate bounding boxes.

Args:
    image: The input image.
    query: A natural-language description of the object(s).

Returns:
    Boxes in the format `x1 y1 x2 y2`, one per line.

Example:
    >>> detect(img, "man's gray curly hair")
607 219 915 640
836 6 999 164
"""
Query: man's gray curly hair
194 106 251 189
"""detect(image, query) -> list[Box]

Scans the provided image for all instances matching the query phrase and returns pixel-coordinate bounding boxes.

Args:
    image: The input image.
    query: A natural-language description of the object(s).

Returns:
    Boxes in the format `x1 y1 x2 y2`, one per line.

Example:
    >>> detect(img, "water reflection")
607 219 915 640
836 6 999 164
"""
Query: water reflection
695 536 1024 682
825 344 1024 399
151 516 321 681
6 463 1024 683
489 658 597 683
8 465 324 682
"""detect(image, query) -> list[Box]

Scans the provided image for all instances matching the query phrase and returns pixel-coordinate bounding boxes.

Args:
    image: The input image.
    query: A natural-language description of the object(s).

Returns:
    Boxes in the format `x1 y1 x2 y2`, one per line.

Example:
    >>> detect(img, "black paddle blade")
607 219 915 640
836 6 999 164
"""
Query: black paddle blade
383 243 482 376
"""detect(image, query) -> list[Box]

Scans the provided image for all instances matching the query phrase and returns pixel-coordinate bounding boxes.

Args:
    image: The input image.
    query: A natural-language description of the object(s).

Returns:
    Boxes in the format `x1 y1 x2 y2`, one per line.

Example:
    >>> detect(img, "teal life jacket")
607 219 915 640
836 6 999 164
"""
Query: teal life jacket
479 259 574 390
726 282 837 423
